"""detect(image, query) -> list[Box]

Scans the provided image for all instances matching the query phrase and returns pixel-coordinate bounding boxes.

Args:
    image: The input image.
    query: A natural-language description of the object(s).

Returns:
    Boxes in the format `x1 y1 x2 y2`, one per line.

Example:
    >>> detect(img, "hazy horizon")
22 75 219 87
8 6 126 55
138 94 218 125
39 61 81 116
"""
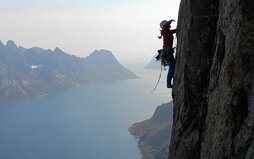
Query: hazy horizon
0 0 180 63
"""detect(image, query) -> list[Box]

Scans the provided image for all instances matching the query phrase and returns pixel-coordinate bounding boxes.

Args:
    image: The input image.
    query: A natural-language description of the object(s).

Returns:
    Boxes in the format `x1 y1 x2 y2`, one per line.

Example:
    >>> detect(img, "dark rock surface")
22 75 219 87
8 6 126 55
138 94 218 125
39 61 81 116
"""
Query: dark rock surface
169 0 254 158
0 41 138 101
129 102 173 159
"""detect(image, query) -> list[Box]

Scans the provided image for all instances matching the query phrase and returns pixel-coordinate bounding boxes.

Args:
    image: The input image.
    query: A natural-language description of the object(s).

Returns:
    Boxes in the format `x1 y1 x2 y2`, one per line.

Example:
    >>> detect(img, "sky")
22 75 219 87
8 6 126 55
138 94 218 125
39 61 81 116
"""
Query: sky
0 0 181 64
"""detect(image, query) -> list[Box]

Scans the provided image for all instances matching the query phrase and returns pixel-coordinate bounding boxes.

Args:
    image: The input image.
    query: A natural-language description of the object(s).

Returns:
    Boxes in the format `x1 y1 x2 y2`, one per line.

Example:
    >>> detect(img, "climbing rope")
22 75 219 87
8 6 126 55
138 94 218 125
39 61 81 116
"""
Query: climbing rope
151 63 165 93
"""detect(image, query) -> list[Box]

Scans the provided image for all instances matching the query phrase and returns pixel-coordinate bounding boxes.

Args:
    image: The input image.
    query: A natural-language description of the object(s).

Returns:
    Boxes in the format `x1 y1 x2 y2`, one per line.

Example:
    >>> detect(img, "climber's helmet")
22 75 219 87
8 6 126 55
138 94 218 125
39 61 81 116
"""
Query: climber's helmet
160 20 168 28
160 19 175 28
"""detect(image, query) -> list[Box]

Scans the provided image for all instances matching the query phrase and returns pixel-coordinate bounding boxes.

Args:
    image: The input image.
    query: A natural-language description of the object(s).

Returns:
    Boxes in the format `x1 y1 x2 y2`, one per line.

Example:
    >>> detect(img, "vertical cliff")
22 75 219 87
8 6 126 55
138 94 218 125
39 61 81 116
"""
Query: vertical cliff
169 0 254 158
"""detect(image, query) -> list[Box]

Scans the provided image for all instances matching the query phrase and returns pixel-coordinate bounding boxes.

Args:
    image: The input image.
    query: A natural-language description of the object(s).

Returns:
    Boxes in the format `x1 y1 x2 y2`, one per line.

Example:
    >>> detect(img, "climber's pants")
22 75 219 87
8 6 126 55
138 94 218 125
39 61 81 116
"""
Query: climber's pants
167 55 175 85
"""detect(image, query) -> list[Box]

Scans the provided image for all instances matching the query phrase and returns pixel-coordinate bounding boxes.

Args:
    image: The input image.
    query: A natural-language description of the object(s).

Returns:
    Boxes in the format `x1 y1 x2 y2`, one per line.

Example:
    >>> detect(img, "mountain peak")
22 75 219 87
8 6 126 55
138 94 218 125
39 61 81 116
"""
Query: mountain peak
29 47 46 54
6 40 18 49
87 49 117 64
92 49 113 55
90 49 115 59
0 40 4 48
53 47 64 53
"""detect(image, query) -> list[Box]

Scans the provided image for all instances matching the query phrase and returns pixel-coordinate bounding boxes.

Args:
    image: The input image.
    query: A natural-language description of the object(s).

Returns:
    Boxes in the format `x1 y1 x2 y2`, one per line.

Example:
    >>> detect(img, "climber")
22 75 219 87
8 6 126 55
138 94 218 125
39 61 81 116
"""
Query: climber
158 19 177 88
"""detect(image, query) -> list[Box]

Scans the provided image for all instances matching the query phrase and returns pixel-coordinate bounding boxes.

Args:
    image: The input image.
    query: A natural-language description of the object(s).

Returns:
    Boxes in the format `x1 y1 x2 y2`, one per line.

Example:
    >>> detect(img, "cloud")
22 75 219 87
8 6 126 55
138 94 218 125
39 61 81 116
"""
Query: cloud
30 65 43 69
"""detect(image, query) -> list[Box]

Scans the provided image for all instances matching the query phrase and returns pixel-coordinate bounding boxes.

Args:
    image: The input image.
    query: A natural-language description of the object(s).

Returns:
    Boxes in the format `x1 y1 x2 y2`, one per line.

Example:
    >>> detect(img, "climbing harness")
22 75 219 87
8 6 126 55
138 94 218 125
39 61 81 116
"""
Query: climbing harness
156 47 175 66
151 47 176 93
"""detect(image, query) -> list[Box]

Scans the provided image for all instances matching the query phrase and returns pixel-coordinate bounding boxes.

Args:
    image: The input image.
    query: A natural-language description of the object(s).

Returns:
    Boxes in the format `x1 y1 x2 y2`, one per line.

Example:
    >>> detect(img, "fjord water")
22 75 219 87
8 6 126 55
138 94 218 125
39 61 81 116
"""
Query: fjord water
0 64 170 159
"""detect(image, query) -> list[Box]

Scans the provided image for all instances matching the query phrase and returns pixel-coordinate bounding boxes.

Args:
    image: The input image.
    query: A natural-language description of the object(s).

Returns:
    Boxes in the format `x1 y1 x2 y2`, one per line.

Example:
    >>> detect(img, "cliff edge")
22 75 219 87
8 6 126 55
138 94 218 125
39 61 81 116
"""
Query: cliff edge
129 102 173 159
169 0 254 158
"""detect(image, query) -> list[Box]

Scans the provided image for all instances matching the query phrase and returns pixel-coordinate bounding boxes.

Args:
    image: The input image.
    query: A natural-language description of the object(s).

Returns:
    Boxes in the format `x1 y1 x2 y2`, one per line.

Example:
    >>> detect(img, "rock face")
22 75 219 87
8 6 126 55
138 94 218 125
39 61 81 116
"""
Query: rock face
0 42 138 101
129 102 173 159
169 0 254 158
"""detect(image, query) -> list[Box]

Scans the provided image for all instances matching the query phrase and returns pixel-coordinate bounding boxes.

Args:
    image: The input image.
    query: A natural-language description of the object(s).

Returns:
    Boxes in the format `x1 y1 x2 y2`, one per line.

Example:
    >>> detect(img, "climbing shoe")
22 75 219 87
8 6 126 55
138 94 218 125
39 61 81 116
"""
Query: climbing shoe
167 84 173 88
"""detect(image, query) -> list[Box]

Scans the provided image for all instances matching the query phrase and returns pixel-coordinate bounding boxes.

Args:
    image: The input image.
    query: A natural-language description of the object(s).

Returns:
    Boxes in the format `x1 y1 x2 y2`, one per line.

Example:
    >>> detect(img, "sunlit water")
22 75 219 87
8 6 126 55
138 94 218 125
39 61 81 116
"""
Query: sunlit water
0 64 172 159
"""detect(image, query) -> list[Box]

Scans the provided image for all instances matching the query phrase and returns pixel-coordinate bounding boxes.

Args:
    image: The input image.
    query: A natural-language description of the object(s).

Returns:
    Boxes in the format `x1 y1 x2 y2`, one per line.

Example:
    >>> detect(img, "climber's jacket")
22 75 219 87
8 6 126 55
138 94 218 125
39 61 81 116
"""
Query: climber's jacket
161 21 177 48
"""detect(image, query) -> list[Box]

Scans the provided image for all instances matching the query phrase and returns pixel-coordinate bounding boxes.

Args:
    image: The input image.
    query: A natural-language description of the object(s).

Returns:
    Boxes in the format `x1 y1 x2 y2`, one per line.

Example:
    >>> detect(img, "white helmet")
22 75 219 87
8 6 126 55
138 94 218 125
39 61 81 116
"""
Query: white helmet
160 20 168 28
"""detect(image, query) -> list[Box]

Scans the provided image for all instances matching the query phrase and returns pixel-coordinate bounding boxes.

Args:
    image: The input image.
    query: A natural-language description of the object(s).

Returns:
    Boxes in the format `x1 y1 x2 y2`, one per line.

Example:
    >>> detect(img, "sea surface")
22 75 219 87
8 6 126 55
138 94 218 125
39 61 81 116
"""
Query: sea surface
0 64 172 159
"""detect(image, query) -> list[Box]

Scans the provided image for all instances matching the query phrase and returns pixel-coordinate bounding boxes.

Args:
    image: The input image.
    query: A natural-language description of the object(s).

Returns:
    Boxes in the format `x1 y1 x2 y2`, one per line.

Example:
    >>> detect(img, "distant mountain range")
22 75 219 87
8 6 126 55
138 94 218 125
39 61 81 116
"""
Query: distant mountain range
0 40 138 101
145 56 161 70
129 102 173 159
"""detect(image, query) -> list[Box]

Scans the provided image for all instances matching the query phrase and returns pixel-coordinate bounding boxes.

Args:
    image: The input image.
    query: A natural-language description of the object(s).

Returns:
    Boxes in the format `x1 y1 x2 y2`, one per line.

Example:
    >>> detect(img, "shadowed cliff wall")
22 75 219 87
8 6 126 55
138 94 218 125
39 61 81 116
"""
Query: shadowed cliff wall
169 0 254 158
